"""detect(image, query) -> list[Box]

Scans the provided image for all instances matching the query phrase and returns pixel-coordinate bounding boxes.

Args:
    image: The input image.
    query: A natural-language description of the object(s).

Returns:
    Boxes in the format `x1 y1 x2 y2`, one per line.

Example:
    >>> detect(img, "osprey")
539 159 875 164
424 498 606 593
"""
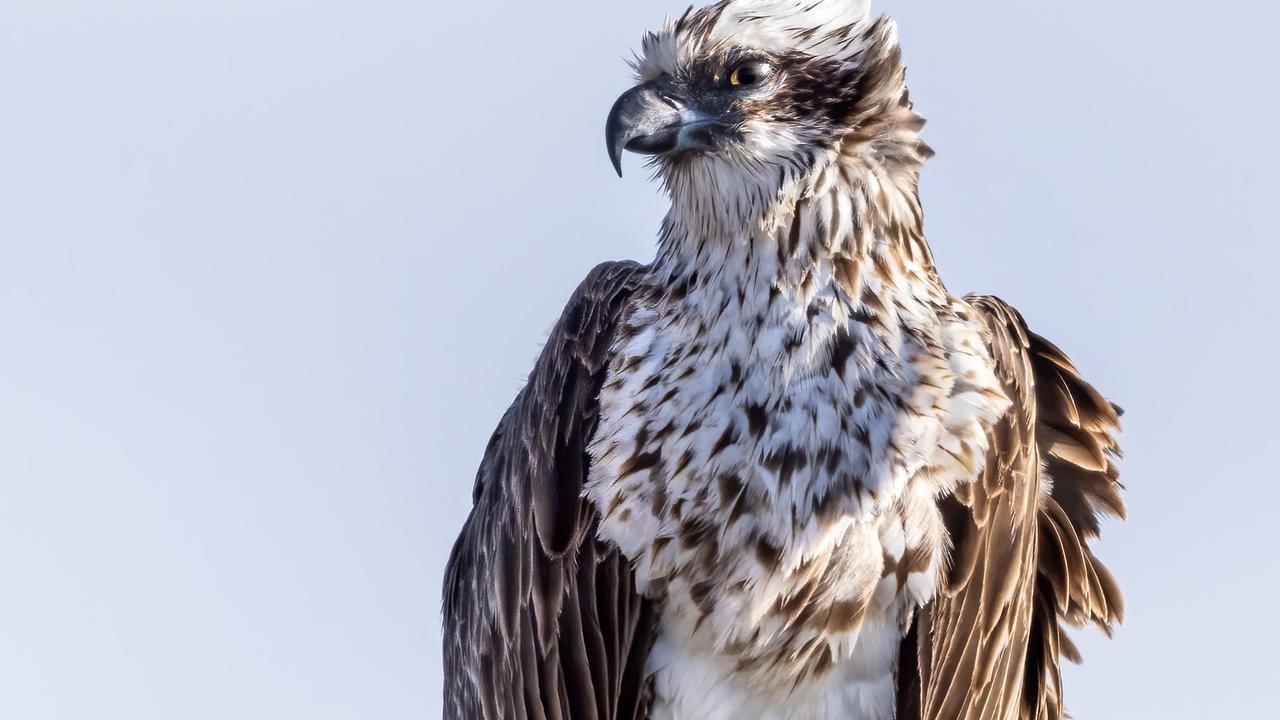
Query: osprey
443 1 1124 718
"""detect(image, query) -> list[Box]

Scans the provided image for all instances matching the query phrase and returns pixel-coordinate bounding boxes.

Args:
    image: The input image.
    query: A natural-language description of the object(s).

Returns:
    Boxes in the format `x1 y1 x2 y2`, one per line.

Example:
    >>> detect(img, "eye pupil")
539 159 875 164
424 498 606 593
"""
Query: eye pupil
729 62 771 87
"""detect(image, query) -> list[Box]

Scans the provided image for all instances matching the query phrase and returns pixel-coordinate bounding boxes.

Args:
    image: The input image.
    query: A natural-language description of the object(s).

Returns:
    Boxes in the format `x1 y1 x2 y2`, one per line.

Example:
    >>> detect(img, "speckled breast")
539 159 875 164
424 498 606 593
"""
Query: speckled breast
586 251 1007 698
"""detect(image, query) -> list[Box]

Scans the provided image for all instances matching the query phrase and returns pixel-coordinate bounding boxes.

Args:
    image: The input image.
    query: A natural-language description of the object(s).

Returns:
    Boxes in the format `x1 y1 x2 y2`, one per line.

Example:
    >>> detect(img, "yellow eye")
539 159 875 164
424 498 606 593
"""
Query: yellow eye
728 61 773 87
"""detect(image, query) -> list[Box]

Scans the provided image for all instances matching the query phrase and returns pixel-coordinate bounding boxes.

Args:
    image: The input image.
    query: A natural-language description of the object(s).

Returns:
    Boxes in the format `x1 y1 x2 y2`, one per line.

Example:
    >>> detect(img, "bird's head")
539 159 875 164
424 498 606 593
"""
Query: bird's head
608 0 924 217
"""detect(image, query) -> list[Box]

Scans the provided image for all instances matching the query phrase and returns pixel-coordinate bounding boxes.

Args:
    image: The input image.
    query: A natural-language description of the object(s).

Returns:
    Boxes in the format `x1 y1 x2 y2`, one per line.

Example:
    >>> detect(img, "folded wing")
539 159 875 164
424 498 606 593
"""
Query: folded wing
443 262 656 720
900 296 1125 720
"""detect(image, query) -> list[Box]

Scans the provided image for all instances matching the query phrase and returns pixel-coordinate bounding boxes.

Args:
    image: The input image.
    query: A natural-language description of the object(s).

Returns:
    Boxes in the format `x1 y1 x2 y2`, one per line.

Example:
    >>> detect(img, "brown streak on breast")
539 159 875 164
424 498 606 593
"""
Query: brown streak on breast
823 596 869 634
618 450 661 479
756 535 783 575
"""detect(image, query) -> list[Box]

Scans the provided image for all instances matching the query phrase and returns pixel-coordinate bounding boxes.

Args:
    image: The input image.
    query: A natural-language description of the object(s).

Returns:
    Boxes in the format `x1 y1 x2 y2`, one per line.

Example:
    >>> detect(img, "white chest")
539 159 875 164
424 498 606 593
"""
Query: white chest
585 223 1007 719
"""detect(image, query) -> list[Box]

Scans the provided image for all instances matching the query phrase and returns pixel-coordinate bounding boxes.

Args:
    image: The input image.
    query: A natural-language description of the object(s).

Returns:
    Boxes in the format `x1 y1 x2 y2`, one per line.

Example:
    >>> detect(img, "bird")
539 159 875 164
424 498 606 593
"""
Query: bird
442 1 1124 718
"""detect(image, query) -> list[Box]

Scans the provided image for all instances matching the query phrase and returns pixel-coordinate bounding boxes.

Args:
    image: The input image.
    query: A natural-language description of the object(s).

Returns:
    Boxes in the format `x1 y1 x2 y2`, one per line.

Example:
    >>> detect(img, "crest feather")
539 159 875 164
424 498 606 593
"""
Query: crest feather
710 0 874 59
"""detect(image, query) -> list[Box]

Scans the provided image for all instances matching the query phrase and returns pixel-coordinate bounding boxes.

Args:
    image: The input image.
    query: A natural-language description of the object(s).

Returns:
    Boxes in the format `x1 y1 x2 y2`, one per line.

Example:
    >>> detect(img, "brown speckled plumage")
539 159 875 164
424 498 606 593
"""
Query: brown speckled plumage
443 3 1124 719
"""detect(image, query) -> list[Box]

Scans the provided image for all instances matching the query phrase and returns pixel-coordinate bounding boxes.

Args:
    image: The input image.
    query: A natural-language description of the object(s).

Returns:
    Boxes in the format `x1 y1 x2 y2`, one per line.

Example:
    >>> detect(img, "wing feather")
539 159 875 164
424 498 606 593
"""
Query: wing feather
902 296 1125 720
443 262 655 720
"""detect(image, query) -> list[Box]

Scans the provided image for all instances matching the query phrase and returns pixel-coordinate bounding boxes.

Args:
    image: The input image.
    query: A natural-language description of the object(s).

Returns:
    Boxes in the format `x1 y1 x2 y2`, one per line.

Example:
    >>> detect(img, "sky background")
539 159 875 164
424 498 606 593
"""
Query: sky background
1 1 1276 718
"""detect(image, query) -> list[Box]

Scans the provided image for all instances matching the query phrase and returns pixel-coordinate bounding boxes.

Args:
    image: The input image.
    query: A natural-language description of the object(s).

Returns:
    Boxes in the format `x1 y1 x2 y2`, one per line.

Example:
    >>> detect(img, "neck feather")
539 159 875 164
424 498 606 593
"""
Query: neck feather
654 135 939 306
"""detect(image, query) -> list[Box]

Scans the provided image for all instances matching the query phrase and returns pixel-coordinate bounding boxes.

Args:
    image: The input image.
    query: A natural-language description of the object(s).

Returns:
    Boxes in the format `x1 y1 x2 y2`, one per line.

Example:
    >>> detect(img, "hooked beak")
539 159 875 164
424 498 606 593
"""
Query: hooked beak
605 82 728 177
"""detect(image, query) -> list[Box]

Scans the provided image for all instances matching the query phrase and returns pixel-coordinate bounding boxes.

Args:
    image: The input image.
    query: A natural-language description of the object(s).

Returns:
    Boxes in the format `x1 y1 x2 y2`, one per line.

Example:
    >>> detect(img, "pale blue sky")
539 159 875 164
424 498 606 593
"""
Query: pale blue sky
1 1 1275 718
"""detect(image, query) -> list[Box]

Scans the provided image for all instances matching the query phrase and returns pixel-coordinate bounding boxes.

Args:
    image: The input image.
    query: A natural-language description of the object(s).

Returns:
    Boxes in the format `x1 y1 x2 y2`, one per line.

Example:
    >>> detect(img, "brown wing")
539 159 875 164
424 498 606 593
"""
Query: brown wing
442 262 656 720
899 296 1125 720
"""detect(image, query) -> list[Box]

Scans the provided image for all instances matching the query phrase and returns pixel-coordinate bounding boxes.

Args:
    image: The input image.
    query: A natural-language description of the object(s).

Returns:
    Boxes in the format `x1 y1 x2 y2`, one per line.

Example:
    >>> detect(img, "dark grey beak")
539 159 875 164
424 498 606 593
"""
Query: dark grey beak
605 82 724 177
